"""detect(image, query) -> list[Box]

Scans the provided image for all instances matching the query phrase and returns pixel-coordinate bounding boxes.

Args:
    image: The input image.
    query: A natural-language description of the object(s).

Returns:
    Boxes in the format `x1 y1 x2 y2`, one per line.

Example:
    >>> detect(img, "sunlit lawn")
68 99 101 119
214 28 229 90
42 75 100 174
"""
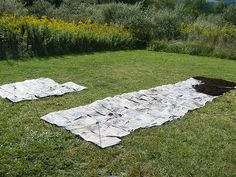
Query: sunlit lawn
0 50 235 176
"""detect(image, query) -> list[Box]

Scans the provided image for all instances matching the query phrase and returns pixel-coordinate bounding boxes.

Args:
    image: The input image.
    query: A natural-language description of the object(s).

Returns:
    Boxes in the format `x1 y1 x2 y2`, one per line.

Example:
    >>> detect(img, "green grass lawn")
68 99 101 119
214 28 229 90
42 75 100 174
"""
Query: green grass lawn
0 50 236 177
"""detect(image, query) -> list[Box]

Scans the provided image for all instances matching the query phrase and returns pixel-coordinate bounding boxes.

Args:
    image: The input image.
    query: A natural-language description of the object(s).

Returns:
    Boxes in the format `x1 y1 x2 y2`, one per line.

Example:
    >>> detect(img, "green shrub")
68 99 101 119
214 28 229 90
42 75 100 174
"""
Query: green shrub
186 42 213 56
195 14 226 27
50 3 184 46
147 0 177 9
25 2 184 45
223 4 236 25
147 40 167 51
148 8 182 40
28 0 55 18
180 16 236 48
88 3 150 44
212 47 236 60
165 41 213 56
0 0 25 16
148 40 235 60
165 41 188 53
52 0 94 22
0 23 7 59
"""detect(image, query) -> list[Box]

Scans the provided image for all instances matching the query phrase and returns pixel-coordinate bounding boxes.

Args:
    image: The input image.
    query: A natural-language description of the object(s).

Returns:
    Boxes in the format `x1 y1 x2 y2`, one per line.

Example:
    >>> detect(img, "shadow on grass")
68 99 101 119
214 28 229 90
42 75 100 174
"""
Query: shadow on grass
0 48 141 63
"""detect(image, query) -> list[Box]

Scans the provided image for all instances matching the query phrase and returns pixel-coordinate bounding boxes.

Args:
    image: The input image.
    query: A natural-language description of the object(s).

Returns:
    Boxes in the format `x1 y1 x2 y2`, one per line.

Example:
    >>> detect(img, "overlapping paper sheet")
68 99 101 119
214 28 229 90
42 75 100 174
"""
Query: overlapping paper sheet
0 78 86 102
41 78 221 148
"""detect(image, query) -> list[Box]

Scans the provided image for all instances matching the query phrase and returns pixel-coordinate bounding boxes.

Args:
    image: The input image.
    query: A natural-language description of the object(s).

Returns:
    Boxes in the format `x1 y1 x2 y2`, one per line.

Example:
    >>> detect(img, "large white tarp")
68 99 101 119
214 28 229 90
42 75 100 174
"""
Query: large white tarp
0 78 86 102
41 78 218 148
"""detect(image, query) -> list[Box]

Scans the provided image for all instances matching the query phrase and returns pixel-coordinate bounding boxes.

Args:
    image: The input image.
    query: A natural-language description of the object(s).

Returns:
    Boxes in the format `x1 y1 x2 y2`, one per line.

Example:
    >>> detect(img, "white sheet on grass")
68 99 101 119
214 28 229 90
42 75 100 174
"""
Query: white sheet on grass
41 78 217 148
0 78 86 102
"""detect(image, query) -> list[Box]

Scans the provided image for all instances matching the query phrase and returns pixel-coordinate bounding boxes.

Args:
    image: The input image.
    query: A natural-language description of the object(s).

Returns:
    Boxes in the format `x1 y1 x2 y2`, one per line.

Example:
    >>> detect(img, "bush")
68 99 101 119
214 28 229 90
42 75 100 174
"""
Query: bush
88 3 150 44
52 1 147 47
147 0 177 9
147 8 182 40
52 0 95 22
0 0 25 16
187 43 213 55
212 46 236 60
91 3 144 26
223 4 236 25
28 0 55 18
0 14 136 59
147 40 167 51
148 40 235 60
0 23 7 59
180 16 236 47
164 41 188 53
149 15 236 59
195 14 226 27
34 2 185 45
167 41 213 55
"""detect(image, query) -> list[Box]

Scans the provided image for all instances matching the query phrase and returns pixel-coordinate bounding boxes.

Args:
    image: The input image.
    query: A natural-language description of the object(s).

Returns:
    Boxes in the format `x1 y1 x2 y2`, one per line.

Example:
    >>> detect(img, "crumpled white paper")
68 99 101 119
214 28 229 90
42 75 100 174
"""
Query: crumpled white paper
0 78 86 102
41 78 217 148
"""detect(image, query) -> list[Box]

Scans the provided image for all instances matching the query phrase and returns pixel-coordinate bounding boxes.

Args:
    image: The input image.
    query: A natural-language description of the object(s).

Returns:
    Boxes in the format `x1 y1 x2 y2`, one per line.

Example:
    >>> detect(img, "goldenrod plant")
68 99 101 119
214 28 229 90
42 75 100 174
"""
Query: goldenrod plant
0 14 135 59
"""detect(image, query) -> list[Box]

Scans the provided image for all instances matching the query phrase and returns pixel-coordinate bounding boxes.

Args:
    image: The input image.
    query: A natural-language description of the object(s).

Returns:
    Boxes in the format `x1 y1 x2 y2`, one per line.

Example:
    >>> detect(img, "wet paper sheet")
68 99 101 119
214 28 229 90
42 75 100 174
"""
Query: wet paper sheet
0 78 86 102
41 77 235 148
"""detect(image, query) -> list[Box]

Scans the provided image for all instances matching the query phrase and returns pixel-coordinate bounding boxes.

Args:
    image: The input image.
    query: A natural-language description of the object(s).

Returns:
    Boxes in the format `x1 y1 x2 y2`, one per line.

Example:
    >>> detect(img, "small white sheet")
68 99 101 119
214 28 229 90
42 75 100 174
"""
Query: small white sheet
0 78 86 102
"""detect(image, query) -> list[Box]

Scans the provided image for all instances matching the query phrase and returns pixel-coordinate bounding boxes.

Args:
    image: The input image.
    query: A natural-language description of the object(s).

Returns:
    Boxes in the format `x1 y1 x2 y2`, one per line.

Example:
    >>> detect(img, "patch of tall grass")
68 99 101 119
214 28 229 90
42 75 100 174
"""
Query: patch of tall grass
148 40 236 60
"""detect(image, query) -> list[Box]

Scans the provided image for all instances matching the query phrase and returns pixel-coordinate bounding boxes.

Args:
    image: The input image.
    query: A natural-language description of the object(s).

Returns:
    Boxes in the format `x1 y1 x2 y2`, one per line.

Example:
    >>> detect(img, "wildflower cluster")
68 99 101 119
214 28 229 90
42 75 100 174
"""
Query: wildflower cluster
0 14 135 58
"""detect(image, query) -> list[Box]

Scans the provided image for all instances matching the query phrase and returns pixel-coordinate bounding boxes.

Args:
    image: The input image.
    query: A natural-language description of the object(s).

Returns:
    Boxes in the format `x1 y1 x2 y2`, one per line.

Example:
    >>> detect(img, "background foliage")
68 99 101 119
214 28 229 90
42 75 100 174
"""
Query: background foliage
0 0 236 59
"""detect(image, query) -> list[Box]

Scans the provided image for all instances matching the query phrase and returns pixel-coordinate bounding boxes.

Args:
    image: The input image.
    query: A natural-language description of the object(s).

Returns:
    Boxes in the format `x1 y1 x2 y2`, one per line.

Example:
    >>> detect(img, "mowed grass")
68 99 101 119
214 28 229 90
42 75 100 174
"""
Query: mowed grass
0 50 235 177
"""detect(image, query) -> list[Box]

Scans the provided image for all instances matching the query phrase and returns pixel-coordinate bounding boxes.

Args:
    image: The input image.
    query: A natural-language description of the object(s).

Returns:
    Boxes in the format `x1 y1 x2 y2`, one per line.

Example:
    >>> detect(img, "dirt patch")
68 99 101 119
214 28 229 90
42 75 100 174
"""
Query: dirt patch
193 76 236 96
